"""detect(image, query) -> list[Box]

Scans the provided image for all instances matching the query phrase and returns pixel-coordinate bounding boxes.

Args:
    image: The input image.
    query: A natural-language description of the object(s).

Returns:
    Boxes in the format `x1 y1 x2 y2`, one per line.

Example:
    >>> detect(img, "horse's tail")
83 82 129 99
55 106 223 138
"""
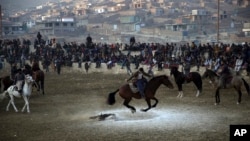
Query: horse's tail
107 89 119 105
242 78 250 95
0 77 2 90
197 74 203 93
0 91 7 102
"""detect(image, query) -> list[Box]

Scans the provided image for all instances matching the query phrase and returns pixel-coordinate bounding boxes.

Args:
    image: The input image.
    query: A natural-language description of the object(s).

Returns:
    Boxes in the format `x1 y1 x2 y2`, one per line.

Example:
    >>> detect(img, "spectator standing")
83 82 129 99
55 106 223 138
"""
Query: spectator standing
55 57 61 75
125 58 132 75
37 32 42 44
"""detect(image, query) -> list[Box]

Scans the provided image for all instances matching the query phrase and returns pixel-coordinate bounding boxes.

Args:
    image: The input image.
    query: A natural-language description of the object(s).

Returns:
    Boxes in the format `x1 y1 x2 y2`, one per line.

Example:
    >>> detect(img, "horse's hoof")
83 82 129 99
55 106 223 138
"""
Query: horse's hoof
131 110 136 113
237 102 240 105
214 103 219 106
140 109 147 112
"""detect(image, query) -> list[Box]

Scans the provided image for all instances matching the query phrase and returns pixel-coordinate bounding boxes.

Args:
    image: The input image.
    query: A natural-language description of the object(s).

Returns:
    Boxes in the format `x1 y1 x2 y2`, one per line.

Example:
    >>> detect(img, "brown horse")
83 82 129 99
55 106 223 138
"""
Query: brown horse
31 61 40 72
170 66 203 98
202 69 250 105
107 75 174 113
32 70 45 95
30 61 45 95
0 76 14 92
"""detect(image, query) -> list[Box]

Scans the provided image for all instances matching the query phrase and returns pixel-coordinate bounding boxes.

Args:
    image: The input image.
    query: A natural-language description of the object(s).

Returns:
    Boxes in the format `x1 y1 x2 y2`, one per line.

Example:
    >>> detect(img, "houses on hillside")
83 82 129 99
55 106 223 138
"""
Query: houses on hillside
1 0 250 43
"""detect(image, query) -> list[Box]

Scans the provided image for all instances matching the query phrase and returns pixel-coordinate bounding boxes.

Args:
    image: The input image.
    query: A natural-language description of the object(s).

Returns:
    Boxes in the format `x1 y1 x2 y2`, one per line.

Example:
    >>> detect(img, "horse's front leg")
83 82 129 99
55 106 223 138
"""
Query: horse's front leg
236 89 242 105
141 98 152 112
177 84 183 98
22 96 30 113
123 99 136 113
215 88 220 105
6 100 12 111
151 97 158 108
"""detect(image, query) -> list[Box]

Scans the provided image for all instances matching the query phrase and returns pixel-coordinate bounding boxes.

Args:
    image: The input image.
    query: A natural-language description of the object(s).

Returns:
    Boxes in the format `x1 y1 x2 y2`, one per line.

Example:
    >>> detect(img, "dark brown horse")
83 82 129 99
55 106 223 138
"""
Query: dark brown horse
170 66 202 98
107 75 174 113
31 61 45 95
32 70 45 95
0 76 14 92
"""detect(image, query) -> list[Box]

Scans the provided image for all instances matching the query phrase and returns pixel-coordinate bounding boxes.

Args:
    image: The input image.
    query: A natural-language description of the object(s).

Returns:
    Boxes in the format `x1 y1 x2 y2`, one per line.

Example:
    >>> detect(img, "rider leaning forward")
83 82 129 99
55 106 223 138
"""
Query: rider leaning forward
219 60 230 88
127 67 152 98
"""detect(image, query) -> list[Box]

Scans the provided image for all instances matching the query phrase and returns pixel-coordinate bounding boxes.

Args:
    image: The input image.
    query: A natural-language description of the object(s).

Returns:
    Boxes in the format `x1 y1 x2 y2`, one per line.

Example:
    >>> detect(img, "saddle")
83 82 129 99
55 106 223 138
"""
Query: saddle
129 83 139 93
225 75 233 83
13 85 18 91
183 73 192 83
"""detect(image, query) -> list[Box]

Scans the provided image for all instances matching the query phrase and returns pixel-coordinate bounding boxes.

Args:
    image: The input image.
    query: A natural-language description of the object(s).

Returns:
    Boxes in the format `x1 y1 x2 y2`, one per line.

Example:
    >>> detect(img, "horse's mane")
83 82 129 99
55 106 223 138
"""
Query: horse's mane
149 75 168 81
32 61 41 71
207 69 219 77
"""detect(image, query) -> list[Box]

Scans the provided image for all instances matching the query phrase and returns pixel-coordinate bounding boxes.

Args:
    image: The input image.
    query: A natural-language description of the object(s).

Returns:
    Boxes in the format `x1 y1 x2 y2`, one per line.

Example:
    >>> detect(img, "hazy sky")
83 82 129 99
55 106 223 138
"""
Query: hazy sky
0 0 61 13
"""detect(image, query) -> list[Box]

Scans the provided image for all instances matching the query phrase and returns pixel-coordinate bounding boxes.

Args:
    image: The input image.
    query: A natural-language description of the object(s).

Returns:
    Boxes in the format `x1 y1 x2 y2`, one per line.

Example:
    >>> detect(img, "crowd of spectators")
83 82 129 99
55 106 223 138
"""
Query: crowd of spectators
0 33 250 76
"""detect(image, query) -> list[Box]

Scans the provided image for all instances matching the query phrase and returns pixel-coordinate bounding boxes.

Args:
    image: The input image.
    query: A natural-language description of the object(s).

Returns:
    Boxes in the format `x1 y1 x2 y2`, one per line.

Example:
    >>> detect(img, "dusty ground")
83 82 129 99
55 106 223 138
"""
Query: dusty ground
1 69 250 141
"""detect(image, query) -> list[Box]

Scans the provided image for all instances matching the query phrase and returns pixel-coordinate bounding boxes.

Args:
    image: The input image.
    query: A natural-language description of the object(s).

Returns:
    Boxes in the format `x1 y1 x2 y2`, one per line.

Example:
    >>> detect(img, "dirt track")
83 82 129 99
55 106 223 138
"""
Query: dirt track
1 70 250 141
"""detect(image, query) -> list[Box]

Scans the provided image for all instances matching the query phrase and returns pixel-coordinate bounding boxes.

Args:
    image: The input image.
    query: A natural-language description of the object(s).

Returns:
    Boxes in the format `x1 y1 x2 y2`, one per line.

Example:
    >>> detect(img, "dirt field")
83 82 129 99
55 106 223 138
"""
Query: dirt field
1 69 250 141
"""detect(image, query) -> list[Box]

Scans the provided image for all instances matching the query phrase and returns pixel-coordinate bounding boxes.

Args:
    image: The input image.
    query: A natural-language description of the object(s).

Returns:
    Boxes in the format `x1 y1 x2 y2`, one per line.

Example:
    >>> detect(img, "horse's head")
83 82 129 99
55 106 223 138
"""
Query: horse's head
32 61 41 71
170 66 178 76
24 64 32 70
25 74 34 85
161 75 174 89
202 69 209 79
202 69 218 82
0 91 8 101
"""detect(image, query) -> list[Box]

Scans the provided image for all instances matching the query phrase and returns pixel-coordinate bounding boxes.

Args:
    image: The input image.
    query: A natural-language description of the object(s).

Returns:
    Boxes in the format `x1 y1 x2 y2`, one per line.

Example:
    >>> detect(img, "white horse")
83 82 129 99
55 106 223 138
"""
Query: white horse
1 74 34 113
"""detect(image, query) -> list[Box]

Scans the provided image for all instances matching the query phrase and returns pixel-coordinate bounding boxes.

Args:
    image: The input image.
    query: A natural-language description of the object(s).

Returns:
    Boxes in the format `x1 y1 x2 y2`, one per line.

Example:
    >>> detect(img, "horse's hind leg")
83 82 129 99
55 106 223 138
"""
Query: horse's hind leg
36 82 41 92
41 81 45 95
193 80 202 97
8 96 18 112
123 99 136 113
141 98 152 112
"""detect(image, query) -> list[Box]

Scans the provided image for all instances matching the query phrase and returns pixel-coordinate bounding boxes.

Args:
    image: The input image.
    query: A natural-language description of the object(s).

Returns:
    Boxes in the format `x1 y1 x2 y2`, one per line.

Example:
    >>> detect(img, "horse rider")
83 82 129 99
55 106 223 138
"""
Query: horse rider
219 60 231 88
182 59 191 76
10 63 18 80
14 68 25 94
127 67 152 98
234 54 244 74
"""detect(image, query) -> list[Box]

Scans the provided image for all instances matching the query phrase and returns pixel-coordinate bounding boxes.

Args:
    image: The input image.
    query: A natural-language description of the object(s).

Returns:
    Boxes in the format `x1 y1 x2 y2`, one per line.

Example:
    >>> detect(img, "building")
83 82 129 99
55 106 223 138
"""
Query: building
1 20 26 35
36 17 76 36
242 22 250 36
